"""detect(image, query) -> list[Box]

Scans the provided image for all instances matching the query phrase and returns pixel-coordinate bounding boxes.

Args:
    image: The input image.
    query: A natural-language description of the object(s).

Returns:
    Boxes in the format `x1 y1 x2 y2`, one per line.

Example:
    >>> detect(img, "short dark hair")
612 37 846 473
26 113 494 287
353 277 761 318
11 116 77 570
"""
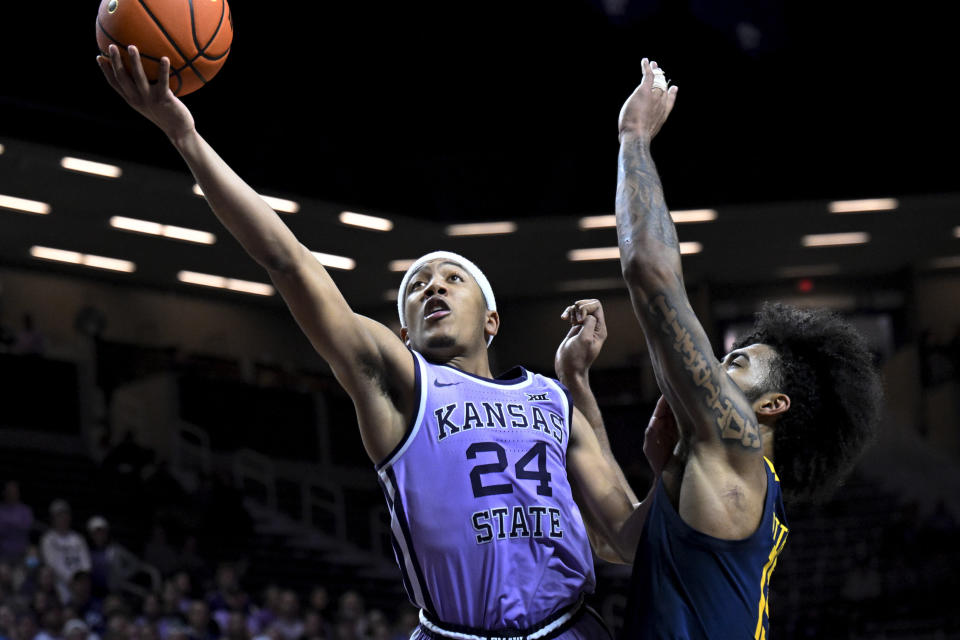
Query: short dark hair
734 303 883 503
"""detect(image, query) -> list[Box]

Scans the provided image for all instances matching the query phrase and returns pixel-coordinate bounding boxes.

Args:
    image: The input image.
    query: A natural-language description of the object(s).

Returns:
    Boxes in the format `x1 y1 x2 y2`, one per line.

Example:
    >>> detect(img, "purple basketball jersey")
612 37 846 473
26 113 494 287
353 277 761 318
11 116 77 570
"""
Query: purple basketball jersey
376 350 596 630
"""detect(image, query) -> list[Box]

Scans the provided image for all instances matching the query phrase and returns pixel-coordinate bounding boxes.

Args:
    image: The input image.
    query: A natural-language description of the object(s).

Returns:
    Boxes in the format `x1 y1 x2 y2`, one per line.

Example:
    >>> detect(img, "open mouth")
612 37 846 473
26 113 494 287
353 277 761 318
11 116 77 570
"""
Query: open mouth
424 297 451 321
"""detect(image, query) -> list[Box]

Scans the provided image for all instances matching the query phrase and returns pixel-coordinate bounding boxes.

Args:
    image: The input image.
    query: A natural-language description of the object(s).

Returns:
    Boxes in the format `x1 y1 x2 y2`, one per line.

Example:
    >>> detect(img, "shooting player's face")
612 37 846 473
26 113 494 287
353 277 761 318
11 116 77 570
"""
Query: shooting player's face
720 343 780 402
402 259 495 357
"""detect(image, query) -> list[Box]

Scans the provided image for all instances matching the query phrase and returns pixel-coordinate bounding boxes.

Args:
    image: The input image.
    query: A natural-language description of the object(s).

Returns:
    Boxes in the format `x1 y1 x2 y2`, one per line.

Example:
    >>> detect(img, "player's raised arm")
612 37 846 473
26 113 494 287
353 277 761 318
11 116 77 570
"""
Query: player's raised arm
557 299 678 563
555 299 635 502
615 60 763 470
97 45 413 461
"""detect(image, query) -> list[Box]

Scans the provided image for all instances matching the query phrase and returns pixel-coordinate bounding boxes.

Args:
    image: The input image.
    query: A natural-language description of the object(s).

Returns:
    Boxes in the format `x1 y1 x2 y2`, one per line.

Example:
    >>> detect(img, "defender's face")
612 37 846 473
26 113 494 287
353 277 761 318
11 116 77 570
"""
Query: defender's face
402 259 490 356
720 343 780 401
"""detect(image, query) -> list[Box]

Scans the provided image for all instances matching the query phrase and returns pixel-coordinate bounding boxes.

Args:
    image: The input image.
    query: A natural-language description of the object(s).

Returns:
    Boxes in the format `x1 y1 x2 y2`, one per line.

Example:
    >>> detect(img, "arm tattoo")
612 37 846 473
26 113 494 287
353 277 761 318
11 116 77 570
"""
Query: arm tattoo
616 137 757 448
616 137 678 251
650 294 761 449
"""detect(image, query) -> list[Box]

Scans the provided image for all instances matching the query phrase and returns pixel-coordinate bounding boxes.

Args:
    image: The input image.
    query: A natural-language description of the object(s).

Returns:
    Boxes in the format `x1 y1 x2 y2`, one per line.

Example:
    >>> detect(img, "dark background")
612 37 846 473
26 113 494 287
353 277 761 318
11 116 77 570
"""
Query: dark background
1 0 951 221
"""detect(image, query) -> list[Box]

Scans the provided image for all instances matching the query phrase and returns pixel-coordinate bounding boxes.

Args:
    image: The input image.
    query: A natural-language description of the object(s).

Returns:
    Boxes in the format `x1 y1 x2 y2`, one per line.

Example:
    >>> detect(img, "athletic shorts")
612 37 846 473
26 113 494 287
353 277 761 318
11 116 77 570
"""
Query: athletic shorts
409 596 612 640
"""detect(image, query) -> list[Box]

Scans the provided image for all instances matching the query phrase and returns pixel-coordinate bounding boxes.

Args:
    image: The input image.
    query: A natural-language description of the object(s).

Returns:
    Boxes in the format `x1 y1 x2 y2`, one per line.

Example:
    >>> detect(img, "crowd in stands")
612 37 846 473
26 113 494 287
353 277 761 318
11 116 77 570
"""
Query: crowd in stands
0 481 419 640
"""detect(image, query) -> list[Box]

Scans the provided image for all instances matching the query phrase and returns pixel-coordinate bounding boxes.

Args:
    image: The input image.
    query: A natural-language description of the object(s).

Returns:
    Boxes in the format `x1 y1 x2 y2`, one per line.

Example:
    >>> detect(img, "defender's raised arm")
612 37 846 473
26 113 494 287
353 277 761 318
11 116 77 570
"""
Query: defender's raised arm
615 60 764 468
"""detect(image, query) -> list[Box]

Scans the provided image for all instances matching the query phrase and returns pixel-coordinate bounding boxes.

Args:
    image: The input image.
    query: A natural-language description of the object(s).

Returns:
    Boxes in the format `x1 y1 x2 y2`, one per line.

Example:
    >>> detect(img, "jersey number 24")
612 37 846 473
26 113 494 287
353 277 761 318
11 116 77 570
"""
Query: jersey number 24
466 441 553 498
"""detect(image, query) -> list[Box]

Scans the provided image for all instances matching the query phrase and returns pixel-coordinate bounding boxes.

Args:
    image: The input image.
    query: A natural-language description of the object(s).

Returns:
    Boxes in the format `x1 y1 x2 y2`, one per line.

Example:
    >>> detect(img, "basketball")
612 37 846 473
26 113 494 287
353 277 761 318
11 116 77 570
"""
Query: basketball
96 0 233 97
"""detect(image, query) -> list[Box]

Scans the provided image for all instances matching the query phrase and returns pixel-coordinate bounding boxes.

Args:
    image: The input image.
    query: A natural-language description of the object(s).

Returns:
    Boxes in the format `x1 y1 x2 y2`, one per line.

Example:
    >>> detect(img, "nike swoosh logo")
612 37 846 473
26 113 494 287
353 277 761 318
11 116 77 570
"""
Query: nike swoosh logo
434 380 462 388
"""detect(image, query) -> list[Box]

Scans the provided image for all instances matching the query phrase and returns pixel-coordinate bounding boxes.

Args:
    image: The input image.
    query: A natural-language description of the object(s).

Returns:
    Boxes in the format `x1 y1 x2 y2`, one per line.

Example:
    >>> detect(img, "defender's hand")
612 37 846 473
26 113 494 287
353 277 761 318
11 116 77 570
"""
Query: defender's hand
556 299 608 382
617 59 678 143
643 396 679 476
97 44 196 142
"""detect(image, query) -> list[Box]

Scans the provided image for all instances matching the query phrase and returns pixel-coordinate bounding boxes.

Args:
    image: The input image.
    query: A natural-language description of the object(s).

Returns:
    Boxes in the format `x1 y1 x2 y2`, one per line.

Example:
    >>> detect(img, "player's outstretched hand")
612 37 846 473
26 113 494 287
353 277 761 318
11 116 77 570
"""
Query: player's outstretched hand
556 299 608 382
617 58 678 143
643 395 680 476
97 44 195 142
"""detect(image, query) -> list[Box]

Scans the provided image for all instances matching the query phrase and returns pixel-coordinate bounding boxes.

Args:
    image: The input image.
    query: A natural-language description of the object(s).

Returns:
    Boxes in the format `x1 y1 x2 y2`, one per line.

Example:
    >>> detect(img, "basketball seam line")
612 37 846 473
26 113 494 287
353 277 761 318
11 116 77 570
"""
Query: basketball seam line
175 46 231 74
97 18 183 95
184 0 227 58
198 2 229 60
136 0 209 85
188 0 202 53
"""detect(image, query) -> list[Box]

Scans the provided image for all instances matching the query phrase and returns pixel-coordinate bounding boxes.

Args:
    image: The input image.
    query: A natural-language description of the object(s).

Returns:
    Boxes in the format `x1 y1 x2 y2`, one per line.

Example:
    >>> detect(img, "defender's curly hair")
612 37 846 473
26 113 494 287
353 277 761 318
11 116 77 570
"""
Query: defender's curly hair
733 303 883 503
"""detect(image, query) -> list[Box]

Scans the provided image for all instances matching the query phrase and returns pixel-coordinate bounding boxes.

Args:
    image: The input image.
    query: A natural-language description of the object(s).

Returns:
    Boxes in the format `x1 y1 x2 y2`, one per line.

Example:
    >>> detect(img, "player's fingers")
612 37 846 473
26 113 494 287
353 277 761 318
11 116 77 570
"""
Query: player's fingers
595 309 607 340
581 314 598 336
107 44 138 98
127 46 151 96
575 299 601 311
96 55 124 94
573 299 599 321
574 301 604 336
561 305 574 321
585 299 606 324
154 57 172 99
665 85 679 116
640 57 652 89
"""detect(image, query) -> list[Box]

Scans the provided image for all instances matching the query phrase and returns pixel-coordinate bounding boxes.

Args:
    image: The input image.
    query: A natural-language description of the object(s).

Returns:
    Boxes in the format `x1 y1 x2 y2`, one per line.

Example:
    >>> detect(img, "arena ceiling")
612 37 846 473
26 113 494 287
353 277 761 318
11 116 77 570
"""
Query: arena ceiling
0 1 954 313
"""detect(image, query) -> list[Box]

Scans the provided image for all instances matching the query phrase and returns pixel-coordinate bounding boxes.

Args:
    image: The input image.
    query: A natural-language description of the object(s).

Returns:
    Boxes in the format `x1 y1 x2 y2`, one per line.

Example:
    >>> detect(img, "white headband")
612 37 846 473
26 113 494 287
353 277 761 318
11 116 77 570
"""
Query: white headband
396 251 497 345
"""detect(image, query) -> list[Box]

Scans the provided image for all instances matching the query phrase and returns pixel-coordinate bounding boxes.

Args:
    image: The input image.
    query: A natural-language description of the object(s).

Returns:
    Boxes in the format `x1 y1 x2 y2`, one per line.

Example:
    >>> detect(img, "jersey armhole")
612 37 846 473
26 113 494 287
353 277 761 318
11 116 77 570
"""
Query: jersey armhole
374 349 427 472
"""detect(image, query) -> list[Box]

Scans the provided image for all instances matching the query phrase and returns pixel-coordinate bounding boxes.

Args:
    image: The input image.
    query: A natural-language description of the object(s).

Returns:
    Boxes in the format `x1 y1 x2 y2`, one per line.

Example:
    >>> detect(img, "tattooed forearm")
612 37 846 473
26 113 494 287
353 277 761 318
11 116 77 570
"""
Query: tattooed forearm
616 136 678 252
650 294 761 449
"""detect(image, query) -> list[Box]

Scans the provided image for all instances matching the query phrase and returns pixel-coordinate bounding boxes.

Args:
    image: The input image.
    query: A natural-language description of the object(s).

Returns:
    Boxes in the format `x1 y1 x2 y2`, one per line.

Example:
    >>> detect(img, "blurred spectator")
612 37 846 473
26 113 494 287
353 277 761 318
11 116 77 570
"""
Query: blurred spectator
103 614 131 640
67 572 105 635
40 500 91 603
11 314 45 356
87 517 124 598
35 606 65 640
185 601 219 640
207 564 240 613
246 587 279 636
211 589 250 634
16 612 39 640
332 617 359 640
101 594 131 627
22 564 60 606
389 608 418 640
166 623 191 640
134 594 161 634
249 628 281 640
143 528 179 580
271 591 303 640
62 619 96 640
173 572 195 612
179 537 208 589
0 563 14 604
366 610 390 640
305 587 329 619
0 481 33 564
222 612 248 640
0 605 14 640
300 612 326 640
303 588 332 640
157 583 188 640
139 623 159 640
335 592 366 640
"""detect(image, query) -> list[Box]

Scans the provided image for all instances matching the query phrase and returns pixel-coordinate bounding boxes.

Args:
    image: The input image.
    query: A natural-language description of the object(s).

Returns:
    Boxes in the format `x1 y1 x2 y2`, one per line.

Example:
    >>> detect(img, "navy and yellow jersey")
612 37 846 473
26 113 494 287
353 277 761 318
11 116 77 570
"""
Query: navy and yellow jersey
621 458 789 640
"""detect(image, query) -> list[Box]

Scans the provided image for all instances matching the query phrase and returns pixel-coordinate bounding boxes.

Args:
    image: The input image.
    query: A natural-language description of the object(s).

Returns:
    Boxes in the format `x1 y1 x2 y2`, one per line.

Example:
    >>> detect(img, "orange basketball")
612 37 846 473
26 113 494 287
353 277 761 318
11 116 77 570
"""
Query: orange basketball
96 0 233 97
